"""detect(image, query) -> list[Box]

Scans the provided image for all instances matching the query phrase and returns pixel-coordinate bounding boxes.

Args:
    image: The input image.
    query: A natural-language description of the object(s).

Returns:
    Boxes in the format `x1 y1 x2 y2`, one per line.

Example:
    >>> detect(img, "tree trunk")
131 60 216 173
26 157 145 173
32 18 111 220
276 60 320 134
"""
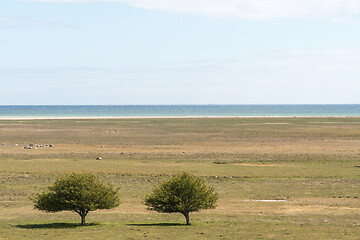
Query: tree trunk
183 212 190 225
80 212 87 226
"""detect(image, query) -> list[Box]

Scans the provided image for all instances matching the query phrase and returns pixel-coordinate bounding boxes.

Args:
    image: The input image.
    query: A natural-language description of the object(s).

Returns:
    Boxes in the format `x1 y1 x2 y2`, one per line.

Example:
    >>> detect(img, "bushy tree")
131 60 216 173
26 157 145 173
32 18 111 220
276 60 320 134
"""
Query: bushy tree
33 173 120 226
144 172 218 225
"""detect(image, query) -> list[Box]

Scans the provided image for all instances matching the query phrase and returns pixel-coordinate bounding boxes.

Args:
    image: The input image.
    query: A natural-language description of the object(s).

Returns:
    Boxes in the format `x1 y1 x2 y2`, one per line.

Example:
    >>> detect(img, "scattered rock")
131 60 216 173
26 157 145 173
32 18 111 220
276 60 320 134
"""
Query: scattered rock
24 143 54 149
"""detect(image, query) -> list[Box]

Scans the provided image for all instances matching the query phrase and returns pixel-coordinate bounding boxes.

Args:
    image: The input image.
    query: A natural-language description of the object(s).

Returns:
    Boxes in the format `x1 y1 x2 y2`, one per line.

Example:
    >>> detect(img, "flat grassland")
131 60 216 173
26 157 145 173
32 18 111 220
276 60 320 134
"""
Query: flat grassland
1 117 360 239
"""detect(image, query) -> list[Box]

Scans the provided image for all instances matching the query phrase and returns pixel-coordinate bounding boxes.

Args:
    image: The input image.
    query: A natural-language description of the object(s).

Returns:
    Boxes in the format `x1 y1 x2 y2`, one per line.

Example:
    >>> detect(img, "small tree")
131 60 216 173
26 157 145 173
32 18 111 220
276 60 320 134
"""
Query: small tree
33 173 120 226
144 172 218 225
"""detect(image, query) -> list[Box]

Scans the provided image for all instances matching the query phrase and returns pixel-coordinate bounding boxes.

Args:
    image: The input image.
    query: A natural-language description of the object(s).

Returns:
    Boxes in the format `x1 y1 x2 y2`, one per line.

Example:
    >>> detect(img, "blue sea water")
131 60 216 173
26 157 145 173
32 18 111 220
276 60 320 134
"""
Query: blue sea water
0 105 360 117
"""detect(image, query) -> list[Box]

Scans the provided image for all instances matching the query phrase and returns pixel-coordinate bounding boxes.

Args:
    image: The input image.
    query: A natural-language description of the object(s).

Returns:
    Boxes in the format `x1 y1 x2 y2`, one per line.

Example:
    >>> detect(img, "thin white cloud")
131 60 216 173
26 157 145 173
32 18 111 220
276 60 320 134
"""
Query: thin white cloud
2 48 360 84
1 48 360 104
20 0 360 20
0 16 77 28
0 16 37 27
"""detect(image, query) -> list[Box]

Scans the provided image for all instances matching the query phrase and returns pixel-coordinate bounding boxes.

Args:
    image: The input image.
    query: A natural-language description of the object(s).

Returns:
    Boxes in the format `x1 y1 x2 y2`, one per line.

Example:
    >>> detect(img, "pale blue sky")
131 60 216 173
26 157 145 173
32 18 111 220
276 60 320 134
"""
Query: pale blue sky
1 0 360 104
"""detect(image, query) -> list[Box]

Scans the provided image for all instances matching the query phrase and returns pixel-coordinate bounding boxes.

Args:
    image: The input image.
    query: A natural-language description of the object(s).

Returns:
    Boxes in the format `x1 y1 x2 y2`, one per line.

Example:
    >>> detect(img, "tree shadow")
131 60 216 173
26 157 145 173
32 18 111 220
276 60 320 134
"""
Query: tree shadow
127 223 185 227
15 223 99 229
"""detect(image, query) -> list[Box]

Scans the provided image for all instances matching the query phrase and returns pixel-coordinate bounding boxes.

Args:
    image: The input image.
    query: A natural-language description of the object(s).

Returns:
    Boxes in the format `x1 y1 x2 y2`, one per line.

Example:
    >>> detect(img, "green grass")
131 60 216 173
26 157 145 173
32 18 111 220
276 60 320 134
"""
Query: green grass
1 117 360 239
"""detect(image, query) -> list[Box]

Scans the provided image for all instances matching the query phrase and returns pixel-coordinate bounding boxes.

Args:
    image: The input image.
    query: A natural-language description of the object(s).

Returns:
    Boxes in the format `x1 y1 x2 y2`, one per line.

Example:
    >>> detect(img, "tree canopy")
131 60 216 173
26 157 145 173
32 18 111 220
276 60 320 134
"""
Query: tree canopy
33 173 120 226
144 172 218 225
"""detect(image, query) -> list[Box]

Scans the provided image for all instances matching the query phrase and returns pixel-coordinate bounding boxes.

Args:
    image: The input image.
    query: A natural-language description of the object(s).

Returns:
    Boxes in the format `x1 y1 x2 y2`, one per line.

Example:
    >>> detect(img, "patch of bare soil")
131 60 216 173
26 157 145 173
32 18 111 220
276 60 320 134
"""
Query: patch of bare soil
233 163 293 167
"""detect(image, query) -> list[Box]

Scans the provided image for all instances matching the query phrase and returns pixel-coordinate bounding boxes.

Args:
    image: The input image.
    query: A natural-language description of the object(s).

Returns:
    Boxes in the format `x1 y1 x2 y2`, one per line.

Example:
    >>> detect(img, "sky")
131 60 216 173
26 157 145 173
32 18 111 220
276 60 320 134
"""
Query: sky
1 0 360 105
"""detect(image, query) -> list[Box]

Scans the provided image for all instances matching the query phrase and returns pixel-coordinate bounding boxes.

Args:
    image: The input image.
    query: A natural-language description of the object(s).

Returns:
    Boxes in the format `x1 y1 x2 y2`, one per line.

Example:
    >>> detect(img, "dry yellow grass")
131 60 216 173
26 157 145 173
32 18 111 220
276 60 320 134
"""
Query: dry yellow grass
1 117 360 239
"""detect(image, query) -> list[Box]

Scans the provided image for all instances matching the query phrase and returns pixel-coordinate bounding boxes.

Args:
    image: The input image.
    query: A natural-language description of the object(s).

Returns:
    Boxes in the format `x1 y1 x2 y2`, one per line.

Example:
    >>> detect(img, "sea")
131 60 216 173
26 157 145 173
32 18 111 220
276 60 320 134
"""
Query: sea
0 105 360 118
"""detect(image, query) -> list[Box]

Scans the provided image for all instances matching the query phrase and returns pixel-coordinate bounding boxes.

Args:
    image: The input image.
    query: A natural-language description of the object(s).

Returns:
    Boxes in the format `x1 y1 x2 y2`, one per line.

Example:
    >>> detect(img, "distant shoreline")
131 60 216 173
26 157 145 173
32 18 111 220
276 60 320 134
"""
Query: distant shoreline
1 105 359 119
1 116 359 120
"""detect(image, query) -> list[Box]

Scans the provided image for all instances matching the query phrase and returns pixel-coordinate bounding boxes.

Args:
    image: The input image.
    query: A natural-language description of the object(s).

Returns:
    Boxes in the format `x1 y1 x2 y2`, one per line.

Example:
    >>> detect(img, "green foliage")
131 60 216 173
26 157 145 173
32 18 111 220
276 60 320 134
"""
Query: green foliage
33 173 120 225
144 172 218 225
